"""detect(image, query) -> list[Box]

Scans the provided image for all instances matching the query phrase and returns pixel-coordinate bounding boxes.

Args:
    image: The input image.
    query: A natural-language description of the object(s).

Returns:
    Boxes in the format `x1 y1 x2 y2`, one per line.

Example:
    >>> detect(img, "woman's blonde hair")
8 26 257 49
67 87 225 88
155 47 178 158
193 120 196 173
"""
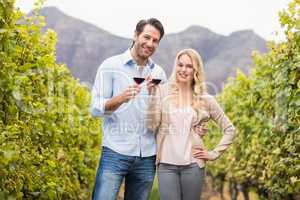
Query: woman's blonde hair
168 48 207 112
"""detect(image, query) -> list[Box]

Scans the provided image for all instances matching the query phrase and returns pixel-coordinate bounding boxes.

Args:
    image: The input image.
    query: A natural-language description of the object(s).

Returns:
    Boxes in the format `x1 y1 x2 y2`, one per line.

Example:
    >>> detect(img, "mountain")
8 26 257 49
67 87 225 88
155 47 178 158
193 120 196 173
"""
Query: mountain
40 7 130 83
40 7 267 93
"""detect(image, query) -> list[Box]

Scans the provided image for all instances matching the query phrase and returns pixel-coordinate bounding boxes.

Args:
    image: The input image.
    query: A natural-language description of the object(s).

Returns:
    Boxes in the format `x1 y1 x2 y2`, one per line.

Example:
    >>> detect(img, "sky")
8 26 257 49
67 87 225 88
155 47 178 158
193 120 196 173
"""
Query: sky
16 0 288 41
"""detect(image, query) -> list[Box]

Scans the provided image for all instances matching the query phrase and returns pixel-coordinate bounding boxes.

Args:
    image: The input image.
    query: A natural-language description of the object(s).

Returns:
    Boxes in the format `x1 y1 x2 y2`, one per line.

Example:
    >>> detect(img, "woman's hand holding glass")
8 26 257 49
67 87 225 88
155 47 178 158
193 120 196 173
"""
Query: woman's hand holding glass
146 75 161 95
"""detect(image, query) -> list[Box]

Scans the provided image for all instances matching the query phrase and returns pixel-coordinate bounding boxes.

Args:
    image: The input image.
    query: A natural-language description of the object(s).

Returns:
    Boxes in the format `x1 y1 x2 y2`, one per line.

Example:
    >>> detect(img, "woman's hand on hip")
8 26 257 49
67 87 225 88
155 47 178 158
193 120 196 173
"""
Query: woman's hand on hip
192 146 214 161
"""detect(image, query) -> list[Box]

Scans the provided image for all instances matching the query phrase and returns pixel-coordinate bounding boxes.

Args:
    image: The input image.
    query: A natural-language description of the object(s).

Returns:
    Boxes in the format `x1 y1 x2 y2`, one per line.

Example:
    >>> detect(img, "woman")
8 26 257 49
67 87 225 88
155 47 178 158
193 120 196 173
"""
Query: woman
146 49 235 200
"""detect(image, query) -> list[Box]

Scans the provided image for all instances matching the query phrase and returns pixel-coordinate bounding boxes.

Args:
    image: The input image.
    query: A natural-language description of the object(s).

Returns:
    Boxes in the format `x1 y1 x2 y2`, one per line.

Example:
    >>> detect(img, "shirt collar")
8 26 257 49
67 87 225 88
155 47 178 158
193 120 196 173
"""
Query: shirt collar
122 49 155 69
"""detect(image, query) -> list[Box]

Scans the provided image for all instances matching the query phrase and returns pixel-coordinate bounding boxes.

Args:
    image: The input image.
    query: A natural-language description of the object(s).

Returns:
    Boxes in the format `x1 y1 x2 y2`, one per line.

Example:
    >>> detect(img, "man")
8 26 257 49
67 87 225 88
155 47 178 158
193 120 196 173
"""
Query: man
90 18 166 200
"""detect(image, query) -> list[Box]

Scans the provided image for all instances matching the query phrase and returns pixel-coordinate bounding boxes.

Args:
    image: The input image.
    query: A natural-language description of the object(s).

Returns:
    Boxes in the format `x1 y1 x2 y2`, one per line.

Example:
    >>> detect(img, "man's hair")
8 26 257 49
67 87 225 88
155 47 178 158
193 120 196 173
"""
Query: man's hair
131 18 164 48
135 18 164 40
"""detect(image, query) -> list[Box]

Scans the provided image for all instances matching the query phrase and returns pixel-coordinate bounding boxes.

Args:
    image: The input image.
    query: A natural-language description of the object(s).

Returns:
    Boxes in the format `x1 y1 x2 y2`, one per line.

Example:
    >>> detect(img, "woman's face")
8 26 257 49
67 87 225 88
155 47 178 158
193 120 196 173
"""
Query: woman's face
175 54 194 84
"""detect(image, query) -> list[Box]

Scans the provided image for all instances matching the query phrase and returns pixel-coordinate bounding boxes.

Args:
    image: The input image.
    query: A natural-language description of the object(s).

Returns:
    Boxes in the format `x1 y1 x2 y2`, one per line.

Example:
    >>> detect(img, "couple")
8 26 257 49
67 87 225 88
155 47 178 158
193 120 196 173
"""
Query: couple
90 18 235 200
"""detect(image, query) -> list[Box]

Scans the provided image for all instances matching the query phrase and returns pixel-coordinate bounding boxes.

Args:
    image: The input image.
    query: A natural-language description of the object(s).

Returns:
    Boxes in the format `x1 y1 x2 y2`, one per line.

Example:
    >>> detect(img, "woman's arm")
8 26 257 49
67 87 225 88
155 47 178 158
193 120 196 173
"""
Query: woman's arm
145 86 162 133
193 95 236 161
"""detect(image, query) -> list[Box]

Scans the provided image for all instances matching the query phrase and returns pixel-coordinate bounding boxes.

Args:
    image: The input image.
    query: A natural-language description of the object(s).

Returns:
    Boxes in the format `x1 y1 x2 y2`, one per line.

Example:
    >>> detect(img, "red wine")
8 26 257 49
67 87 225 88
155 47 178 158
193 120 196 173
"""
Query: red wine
151 79 161 85
133 77 145 84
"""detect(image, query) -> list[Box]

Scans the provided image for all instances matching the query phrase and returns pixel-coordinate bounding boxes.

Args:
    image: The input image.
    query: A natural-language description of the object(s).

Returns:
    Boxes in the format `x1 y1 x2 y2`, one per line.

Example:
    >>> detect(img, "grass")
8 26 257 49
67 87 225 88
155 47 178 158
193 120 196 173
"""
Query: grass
150 174 160 200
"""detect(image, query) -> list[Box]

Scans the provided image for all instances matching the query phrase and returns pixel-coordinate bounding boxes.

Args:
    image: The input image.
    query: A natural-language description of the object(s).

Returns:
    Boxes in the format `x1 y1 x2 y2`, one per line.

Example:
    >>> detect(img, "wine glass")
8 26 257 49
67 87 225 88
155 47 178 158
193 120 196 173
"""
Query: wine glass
151 78 162 85
133 77 145 85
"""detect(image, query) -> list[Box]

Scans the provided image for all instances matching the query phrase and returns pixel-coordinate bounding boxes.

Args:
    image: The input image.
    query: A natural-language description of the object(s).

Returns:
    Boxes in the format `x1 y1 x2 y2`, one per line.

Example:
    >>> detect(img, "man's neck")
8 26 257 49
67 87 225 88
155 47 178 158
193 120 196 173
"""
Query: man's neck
130 47 148 66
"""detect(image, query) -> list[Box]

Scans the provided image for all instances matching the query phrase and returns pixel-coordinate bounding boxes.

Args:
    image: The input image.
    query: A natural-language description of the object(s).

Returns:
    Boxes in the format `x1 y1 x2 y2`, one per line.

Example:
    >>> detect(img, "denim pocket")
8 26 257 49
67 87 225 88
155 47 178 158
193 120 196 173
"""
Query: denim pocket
100 147 132 172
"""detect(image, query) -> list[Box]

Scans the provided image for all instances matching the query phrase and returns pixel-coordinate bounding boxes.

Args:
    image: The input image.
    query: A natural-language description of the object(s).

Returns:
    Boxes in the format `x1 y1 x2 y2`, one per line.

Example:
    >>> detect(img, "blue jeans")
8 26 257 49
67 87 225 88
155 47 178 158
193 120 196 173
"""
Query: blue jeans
92 147 156 200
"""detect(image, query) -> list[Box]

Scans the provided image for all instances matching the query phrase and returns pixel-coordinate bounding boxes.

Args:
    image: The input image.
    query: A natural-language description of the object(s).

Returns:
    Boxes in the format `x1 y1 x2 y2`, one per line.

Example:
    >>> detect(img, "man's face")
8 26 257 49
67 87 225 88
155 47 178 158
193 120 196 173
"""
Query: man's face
133 24 161 60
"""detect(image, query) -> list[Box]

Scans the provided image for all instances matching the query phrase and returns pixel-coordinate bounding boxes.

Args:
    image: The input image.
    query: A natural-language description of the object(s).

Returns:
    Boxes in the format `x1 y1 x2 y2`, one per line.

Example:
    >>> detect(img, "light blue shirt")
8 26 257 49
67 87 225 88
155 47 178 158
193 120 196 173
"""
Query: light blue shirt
90 49 167 157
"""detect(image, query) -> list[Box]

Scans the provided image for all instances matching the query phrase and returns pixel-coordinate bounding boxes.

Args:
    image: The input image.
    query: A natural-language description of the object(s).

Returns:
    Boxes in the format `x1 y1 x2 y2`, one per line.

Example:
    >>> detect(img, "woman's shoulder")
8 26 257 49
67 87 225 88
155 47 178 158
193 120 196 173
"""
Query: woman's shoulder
200 93 215 101
199 93 219 107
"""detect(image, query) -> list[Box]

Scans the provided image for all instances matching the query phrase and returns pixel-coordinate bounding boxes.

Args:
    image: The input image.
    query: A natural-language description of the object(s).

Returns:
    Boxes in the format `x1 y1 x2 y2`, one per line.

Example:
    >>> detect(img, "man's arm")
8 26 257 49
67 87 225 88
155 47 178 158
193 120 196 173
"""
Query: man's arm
104 85 141 114
90 63 113 117
90 63 141 117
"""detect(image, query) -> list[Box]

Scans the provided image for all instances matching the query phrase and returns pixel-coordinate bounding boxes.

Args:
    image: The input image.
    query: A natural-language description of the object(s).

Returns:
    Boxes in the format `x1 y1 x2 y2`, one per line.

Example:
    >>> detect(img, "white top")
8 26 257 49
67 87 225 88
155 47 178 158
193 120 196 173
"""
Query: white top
160 106 199 165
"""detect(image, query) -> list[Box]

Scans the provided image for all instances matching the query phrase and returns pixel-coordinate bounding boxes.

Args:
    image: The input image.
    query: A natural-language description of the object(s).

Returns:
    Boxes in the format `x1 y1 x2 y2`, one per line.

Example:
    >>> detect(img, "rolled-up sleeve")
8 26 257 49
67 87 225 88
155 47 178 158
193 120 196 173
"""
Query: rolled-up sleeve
90 63 113 117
